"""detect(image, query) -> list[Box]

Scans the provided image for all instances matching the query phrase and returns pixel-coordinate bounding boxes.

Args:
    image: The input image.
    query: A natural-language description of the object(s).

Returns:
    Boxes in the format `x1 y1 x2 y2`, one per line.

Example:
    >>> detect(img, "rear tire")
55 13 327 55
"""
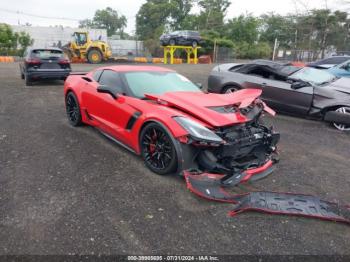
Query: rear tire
222 85 240 94
87 49 102 64
66 92 82 126
25 74 32 86
140 123 178 175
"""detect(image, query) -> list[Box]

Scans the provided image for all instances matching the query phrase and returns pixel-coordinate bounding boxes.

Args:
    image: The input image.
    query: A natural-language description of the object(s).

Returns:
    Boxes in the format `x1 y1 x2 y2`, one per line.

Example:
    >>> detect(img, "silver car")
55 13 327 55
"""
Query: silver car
208 60 350 131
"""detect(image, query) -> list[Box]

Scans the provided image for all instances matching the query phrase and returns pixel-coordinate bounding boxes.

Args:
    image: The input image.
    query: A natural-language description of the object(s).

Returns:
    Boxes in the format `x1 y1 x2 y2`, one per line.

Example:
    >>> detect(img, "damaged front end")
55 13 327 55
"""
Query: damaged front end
175 99 280 185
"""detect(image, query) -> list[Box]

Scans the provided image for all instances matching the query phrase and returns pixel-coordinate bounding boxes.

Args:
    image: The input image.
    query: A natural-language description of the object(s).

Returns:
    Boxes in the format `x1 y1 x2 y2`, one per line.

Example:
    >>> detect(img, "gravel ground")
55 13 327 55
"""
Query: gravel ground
0 62 349 256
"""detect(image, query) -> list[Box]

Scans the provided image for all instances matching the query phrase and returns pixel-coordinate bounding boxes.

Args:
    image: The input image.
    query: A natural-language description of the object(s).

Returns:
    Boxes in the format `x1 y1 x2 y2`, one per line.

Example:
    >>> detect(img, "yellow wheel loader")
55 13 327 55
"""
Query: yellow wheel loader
63 32 112 64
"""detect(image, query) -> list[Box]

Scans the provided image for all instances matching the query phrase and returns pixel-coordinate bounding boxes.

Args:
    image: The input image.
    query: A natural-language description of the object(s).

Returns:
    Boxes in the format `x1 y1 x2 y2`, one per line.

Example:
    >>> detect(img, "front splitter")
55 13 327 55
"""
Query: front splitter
184 171 350 225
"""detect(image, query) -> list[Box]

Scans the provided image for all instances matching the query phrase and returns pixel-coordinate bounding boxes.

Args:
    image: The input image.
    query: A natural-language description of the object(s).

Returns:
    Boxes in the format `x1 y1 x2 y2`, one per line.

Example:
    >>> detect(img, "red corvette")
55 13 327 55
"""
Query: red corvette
64 65 280 182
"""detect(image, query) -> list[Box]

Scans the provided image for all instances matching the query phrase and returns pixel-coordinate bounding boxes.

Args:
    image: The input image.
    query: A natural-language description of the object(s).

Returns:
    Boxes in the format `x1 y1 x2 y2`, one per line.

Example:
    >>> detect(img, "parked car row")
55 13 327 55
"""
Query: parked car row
19 46 350 132
304 55 350 78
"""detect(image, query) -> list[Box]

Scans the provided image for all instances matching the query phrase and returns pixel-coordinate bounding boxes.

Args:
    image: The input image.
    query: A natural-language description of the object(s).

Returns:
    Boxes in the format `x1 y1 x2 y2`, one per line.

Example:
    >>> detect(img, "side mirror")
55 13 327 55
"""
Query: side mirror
97 85 118 99
196 83 203 89
291 81 309 90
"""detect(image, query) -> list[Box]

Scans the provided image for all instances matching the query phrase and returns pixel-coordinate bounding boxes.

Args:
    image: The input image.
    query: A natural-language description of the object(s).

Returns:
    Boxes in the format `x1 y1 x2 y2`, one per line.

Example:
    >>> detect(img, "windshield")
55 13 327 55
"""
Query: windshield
124 71 201 98
289 67 336 85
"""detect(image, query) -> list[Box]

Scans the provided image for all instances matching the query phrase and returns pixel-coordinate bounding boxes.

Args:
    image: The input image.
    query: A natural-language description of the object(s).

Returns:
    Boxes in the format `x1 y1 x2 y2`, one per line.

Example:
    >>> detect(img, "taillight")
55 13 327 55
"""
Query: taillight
25 58 41 65
58 58 70 64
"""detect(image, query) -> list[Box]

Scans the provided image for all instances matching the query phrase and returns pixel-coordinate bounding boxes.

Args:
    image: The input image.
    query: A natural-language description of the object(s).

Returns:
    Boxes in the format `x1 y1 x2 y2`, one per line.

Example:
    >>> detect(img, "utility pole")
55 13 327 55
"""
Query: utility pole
294 29 298 60
213 39 217 63
272 38 278 61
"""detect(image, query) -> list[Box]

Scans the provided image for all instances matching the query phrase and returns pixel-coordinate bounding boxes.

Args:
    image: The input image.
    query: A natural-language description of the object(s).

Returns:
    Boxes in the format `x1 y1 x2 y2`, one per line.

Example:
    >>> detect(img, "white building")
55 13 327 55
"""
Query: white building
11 25 145 57
11 25 107 49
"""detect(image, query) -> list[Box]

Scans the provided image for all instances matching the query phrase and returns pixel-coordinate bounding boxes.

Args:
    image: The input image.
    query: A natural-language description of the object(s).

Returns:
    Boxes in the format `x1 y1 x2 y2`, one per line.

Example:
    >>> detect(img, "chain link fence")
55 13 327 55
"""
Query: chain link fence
212 47 235 63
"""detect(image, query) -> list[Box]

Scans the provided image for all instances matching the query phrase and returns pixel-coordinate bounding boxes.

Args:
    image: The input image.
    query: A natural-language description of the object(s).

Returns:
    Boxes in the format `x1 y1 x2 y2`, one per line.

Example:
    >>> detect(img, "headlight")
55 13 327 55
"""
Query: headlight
174 117 223 143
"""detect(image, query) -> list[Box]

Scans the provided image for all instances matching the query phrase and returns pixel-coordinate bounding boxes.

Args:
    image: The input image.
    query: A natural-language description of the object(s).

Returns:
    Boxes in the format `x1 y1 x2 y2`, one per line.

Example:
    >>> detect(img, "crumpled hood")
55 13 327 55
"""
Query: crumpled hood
327 78 350 94
145 89 272 127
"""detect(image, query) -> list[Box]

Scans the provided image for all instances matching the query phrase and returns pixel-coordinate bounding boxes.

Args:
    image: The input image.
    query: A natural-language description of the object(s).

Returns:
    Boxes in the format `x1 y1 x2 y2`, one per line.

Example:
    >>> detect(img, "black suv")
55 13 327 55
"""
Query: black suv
20 48 71 86
160 30 203 47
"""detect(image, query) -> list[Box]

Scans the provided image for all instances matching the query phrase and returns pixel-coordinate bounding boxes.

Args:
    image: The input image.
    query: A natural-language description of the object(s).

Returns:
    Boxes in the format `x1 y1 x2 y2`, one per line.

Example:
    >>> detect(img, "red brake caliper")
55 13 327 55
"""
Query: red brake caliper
149 129 157 154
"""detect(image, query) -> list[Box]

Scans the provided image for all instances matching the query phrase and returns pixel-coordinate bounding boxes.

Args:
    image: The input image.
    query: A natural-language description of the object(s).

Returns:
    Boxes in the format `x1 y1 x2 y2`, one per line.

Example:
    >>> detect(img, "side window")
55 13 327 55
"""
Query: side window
92 70 103 82
98 70 124 94
247 67 269 78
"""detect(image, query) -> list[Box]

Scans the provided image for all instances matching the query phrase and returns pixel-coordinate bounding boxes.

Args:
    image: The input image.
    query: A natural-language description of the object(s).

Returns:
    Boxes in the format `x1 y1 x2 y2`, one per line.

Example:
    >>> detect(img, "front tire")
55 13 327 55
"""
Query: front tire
66 92 82 126
332 106 350 131
87 49 102 64
140 123 178 175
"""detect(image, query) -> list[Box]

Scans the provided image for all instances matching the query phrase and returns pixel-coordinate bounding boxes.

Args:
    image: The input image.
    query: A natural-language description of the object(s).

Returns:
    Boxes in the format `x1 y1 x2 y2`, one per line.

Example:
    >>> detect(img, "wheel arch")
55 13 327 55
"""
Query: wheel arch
87 46 102 54
321 103 350 116
65 88 80 101
221 83 242 93
137 118 184 147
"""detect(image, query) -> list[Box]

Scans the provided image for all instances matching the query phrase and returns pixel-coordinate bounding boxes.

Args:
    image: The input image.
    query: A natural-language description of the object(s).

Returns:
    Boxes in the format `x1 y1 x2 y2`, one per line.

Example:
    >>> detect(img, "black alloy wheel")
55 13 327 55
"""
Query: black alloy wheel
140 123 177 175
66 92 82 126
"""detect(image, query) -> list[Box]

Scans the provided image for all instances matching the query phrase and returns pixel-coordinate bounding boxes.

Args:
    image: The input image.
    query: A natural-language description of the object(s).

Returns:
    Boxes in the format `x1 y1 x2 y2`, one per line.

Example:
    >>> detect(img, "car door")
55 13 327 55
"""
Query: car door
261 78 314 115
237 68 278 105
82 69 135 145
241 69 313 115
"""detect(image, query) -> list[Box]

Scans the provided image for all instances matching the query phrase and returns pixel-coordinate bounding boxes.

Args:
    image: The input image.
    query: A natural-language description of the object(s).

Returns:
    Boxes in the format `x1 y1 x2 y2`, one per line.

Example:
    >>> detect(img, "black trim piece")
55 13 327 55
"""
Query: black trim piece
126 112 142 130
98 129 136 154
185 172 350 225
84 109 93 120
231 192 350 225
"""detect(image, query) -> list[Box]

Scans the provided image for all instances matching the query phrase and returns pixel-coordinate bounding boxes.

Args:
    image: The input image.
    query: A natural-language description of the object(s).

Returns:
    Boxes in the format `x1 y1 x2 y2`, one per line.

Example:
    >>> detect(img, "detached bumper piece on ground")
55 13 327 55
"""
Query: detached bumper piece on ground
184 171 350 225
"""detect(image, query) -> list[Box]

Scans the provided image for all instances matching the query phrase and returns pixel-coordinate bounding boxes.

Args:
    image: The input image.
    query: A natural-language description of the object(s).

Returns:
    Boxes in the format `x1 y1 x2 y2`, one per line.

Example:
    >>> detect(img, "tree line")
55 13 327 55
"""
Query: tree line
134 0 350 60
1 2 349 60
0 24 33 56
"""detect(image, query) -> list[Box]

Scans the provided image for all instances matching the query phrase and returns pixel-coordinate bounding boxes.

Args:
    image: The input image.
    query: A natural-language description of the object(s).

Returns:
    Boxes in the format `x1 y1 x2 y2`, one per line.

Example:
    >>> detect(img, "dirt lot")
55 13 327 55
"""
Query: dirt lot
0 62 349 255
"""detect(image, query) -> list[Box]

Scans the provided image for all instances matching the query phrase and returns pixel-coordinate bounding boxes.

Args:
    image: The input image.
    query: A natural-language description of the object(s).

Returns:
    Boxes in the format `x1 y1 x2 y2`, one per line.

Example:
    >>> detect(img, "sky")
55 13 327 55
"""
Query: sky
0 0 345 34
